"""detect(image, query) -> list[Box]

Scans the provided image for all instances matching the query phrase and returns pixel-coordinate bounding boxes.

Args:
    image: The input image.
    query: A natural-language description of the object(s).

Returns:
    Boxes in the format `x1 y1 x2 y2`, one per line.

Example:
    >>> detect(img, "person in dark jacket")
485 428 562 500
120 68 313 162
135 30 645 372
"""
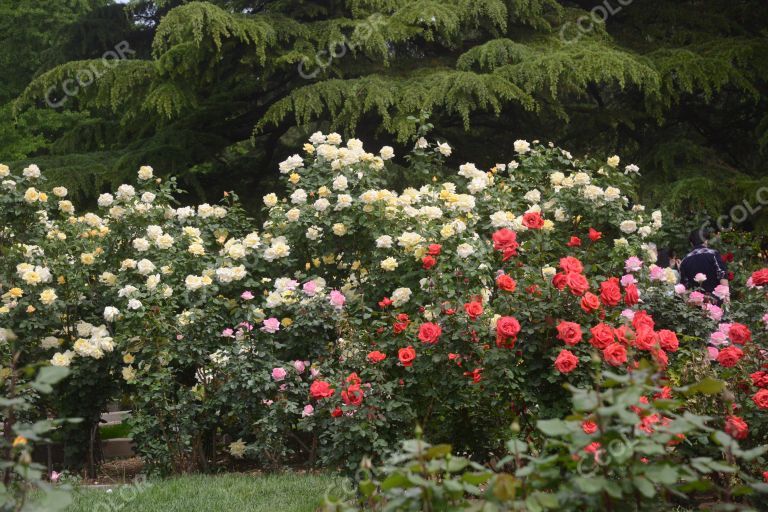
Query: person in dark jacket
679 229 729 294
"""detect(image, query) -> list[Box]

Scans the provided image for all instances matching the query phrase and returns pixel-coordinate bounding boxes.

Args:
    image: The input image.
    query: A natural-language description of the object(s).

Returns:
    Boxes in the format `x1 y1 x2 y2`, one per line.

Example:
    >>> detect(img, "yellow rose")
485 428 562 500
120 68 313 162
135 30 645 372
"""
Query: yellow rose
80 253 95 265
8 288 23 299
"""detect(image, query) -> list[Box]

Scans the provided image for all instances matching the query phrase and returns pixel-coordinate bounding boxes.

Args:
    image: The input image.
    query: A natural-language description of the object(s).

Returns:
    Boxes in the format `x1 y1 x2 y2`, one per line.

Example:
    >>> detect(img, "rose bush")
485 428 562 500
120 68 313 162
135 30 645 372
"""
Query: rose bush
1 128 766 478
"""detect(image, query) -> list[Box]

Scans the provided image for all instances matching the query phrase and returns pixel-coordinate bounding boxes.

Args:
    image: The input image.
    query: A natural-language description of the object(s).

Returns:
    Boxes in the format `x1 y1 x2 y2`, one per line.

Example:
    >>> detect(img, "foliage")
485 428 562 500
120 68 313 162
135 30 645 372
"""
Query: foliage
327 368 768 511
0 357 74 512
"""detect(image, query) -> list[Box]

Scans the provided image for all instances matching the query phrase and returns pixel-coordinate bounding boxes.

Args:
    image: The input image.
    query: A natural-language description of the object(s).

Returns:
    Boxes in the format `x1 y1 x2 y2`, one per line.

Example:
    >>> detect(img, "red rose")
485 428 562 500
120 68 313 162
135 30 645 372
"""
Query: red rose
728 271 735 281
421 255 437 270
566 236 582 247
614 325 632 345
580 292 600 313
378 297 392 309
722 252 734 263
342 384 364 406
653 348 668 369
496 274 517 292
582 421 598 434
725 415 749 440
657 330 679 352
492 228 519 261
418 322 442 344
588 228 602 242
623 284 639 306
556 321 583 346
496 316 521 348
752 389 768 410
559 256 584 274
631 311 655 332
763 470 768 483
751 268 768 286
522 211 545 229
398 346 416 367
599 278 622 307
464 368 482 383
589 323 614 349
603 343 627 366
565 272 589 296
346 372 361 385
633 327 658 351
331 407 343 418
310 380 335 399
552 272 567 291
717 346 744 368
367 351 387 363
555 349 579 374
427 244 442 256
393 313 410 334
728 323 752 345
750 371 768 388
464 301 484 320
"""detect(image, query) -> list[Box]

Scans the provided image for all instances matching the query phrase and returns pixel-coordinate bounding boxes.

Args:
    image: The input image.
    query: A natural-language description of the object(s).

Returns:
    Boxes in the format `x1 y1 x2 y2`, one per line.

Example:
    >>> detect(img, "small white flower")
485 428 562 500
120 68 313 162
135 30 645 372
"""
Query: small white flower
104 306 120 322
513 140 530 154
138 166 154 180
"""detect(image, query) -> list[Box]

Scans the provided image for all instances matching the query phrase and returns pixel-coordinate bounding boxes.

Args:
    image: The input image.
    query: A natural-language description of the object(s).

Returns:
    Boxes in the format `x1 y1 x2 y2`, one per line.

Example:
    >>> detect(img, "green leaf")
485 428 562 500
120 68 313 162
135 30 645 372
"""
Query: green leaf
381 472 411 490
425 444 452 459
685 378 724 395
573 476 607 494
462 472 493 485
537 419 571 436
633 476 656 498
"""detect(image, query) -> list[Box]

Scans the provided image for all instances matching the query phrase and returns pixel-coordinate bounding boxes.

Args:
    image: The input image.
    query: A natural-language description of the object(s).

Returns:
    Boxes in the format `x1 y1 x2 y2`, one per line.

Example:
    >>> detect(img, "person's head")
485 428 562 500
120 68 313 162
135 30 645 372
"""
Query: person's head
689 229 709 247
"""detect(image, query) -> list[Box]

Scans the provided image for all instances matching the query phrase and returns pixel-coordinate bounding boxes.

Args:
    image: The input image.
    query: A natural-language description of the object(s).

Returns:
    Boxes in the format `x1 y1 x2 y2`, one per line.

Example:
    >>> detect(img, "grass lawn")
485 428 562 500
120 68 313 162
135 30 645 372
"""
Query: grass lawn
66 473 347 512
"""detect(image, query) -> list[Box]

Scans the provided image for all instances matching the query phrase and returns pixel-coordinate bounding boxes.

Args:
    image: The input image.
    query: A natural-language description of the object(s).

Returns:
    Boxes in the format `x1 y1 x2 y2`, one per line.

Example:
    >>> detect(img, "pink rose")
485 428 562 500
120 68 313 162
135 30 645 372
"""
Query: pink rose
674 284 686 294
302 281 317 296
706 304 723 322
621 309 635 321
649 265 664 281
302 404 314 417
688 291 705 304
272 367 287 381
261 318 280 333
329 290 346 308
241 290 254 300
621 274 637 287
293 360 306 373
713 284 730 301
221 328 234 337
707 346 719 360
624 256 643 272
709 331 727 346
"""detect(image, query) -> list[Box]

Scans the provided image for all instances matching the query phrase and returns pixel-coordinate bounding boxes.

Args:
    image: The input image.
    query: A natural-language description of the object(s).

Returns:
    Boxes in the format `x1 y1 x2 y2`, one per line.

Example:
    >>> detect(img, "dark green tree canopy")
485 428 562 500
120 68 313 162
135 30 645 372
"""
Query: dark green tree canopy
5 0 768 226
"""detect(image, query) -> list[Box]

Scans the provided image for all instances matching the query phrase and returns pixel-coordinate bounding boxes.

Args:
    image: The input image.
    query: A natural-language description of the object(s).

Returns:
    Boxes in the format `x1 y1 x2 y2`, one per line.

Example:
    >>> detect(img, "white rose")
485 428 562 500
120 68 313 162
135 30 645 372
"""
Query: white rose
138 165 154 180
619 220 638 234
513 139 530 154
457 243 475 258
380 257 398 271
380 146 395 160
263 193 278 207
104 306 120 322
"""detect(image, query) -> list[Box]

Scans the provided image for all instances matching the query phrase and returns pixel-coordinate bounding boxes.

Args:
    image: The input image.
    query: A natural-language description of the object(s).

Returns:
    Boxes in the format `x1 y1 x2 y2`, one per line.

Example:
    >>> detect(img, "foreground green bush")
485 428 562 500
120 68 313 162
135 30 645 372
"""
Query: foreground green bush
326 368 768 511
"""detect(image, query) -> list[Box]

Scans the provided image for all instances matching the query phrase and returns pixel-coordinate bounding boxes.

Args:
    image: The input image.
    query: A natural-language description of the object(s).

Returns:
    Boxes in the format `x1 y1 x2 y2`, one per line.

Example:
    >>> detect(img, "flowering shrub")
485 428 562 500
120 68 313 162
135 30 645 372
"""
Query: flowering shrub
325 368 768 511
1 129 766 476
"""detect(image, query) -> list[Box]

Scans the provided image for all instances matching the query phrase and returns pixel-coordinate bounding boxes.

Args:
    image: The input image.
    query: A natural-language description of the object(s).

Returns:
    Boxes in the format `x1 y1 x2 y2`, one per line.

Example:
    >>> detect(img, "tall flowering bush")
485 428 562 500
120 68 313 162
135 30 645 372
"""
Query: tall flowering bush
1 130 766 476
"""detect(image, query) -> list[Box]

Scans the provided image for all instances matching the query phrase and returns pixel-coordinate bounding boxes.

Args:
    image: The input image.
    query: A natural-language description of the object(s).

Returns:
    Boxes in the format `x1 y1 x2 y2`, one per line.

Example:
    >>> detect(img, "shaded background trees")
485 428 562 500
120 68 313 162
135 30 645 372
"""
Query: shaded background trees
3 0 768 229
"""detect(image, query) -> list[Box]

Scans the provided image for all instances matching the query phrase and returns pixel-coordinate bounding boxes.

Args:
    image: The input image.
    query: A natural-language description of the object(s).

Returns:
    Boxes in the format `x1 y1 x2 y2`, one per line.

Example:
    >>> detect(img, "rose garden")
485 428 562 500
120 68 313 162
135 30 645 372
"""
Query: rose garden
2 130 768 511
3 1 768 510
